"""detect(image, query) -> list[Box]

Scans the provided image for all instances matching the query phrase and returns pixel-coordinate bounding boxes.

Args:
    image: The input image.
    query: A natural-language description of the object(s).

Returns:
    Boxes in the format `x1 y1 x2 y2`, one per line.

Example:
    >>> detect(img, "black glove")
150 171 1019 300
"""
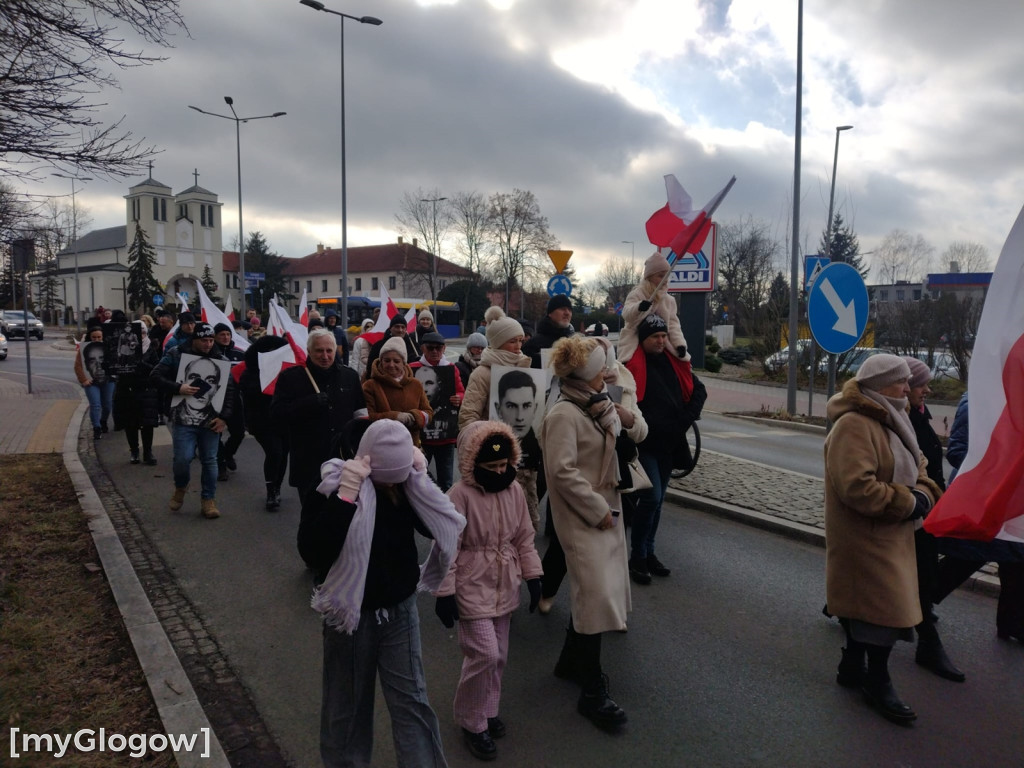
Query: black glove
315 392 330 407
638 300 652 312
909 488 931 519
676 345 687 358
434 595 459 628
527 578 542 613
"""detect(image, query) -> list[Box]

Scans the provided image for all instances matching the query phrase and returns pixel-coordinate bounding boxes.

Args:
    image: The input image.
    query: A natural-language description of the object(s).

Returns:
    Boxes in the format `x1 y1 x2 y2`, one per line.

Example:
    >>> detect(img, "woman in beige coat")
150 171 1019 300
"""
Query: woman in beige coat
541 335 630 730
824 354 942 725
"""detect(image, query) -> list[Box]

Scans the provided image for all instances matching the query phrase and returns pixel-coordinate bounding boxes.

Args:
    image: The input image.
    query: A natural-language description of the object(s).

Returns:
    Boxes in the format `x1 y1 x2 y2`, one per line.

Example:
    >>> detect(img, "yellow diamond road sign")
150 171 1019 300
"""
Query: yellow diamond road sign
547 250 573 274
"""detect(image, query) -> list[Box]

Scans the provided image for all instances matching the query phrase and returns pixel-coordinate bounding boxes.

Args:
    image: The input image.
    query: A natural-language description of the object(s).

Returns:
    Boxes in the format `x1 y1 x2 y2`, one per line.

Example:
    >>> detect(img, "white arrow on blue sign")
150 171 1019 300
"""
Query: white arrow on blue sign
547 274 573 297
807 262 868 354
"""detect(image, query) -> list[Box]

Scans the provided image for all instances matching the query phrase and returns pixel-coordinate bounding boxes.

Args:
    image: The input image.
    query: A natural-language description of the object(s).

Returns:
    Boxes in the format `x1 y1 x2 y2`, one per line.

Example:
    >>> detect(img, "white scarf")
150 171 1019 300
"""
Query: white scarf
861 389 920 486
311 453 466 633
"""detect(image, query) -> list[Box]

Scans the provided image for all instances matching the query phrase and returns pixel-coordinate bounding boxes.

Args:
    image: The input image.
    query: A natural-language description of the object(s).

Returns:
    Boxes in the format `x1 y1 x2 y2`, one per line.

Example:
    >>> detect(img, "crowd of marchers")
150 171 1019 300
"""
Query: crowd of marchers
76 248 1021 765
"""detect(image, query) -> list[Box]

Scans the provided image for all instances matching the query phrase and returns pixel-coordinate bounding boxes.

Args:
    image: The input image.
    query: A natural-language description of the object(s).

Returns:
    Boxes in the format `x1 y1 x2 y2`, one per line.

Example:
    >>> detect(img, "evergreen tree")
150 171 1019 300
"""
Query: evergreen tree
200 263 221 305
244 231 294 308
820 214 869 279
126 222 162 314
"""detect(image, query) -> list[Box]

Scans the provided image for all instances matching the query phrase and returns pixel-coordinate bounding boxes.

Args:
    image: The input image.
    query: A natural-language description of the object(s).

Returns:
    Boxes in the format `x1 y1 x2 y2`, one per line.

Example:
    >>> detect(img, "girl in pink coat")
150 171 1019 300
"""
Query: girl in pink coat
434 419 543 761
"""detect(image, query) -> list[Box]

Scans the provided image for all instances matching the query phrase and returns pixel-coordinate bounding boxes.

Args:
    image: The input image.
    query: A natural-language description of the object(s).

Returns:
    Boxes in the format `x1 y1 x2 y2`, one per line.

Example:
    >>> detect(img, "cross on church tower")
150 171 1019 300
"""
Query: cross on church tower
147 160 154 178
193 168 200 186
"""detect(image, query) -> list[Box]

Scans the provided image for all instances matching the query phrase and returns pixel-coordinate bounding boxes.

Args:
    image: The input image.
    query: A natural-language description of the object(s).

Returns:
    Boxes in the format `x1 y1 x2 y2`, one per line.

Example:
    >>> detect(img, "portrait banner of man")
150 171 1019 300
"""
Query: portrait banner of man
489 366 546 440
103 322 143 375
169 353 231 428
80 341 108 384
414 365 458 442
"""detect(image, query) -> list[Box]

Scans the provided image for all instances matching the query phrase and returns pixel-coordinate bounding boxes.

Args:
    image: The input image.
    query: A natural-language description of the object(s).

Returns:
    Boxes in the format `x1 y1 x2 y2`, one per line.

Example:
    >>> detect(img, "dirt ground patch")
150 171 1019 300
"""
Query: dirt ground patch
0 454 174 767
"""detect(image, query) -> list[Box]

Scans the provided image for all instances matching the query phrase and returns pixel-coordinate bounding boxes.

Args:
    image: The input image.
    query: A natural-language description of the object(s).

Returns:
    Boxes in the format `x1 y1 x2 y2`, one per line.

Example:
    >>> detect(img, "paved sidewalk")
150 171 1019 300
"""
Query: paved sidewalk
0 375 82 454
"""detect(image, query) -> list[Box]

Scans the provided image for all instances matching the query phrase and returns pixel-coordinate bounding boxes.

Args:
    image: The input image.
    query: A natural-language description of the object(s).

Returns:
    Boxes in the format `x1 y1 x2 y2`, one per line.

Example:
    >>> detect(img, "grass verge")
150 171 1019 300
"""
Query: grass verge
0 454 174 767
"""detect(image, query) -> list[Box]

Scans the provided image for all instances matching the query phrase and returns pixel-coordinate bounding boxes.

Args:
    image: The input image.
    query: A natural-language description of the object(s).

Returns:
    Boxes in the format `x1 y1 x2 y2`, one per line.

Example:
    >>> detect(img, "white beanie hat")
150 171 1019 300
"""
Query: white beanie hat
644 250 672 279
856 353 911 391
381 336 408 361
486 310 524 349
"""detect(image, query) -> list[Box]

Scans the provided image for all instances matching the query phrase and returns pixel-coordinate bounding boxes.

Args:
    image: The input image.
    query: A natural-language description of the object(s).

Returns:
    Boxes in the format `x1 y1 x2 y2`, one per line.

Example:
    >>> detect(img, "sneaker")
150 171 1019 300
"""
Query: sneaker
628 558 652 585
130 450 140 465
462 728 497 761
647 553 671 577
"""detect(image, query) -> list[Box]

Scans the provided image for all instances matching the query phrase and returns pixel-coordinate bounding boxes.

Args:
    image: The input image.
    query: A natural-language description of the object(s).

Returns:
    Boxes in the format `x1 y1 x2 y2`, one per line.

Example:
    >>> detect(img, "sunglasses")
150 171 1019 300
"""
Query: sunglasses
423 344 445 351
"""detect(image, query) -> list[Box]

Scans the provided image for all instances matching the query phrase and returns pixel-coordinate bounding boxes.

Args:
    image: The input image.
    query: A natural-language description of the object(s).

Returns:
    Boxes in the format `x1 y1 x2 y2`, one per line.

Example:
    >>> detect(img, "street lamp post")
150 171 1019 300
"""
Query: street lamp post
786 0 804 416
188 98 285 315
299 0 382 328
52 173 92 333
825 124 854 401
421 196 447 315
621 240 635 270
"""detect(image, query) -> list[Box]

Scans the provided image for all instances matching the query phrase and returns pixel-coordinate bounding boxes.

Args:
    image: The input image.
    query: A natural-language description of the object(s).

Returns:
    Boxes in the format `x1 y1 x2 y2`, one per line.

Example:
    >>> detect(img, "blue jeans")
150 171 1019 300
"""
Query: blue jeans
422 443 455 491
630 448 673 562
171 423 221 499
83 381 115 428
321 594 447 768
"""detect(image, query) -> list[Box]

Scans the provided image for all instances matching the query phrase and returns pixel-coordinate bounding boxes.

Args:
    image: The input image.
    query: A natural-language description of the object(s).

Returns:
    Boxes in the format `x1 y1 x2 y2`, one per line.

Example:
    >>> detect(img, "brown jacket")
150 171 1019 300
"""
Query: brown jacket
362 359 433 447
824 379 942 629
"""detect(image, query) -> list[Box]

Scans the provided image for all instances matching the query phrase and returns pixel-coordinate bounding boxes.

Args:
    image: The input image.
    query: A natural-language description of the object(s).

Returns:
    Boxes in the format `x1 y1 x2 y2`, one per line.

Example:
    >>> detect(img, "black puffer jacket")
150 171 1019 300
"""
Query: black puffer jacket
238 335 289 435
522 315 575 368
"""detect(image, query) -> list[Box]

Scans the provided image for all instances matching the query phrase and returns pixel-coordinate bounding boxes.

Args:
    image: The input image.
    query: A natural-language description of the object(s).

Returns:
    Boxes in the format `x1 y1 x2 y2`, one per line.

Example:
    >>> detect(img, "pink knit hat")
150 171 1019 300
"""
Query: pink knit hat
644 250 671 279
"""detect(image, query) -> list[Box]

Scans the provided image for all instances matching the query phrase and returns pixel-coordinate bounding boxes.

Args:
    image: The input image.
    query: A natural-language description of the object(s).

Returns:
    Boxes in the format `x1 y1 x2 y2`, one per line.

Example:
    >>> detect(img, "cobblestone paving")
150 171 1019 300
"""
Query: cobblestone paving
670 449 825 529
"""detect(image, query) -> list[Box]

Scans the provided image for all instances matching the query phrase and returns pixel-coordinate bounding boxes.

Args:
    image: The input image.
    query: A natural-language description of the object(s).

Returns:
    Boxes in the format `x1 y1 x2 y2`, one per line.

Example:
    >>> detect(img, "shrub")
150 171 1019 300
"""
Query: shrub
707 341 721 354
718 347 750 365
705 334 713 346
704 354 723 373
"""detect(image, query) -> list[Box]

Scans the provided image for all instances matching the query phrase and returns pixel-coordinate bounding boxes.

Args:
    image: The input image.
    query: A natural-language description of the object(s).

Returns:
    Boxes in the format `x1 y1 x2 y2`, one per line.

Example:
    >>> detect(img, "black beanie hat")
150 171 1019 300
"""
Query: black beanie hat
213 322 232 335
546 294 572 314
477 433 514 463
178 311 196 324
192 322 215 339
637 313 668 343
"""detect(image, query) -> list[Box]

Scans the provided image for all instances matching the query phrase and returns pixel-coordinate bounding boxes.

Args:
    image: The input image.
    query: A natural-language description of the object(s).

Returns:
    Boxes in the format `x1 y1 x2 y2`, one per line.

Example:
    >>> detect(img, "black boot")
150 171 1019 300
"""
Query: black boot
916 617 965 682
462 728 497 761
836 645 866 688
578 673 627 729
93 426 102 440
554 629 584 683
130 449 140 464
862 645 916 724
218 460 229 481
265 483 281 510
143 451 157 466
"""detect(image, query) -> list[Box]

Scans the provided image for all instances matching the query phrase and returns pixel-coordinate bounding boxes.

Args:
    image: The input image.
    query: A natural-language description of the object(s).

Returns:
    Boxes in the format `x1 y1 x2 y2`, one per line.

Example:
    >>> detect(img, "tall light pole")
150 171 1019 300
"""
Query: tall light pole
299 0 382 328
52 173 92 333
188 98 286 314
421 195 447 315
825 124 854 401
786 0 804 416
621 240 635 270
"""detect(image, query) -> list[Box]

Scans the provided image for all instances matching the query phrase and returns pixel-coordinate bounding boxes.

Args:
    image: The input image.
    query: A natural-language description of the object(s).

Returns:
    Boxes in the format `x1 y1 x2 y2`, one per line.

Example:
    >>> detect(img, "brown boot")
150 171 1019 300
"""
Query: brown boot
169 487 187 511
201 498 220 519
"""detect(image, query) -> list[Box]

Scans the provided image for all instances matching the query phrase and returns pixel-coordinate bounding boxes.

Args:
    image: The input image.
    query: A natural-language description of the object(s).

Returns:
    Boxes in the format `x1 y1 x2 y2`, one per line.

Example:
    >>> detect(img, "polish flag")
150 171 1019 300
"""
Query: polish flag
161 293 192 351
224 293 235 323
298 287 309 327
359 285 402 347
258 332 308 395
195 280 250 352
646 174 735 256
404 305 417 333
268 299 308 351
924 205 1024 545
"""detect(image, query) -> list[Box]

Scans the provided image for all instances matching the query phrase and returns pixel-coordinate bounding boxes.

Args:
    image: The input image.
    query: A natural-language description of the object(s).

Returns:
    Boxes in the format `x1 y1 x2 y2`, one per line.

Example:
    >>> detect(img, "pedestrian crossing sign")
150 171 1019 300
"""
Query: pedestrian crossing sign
804 255 830 292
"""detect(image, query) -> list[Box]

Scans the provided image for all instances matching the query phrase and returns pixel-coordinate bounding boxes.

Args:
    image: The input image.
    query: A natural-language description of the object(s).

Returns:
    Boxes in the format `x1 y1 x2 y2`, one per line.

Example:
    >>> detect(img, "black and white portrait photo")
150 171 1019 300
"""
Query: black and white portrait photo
103 322 143 375
414 365 458 442
169 354 231 428
80 341 108 384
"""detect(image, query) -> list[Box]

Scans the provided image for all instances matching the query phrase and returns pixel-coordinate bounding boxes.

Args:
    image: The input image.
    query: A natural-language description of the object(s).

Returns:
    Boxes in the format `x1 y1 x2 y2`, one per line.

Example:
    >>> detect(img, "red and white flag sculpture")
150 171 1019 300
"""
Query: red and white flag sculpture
924 205 1024 545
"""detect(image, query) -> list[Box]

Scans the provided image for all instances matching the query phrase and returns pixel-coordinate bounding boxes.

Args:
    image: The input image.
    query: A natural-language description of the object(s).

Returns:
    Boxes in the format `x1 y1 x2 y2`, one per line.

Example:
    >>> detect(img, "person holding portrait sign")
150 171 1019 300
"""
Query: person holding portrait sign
74 320 115 440
410 331 464 491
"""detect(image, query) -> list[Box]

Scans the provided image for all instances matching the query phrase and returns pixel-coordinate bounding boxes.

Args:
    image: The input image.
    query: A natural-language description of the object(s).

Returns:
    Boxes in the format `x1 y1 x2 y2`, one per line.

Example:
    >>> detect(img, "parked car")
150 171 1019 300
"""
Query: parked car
0 331 7 360
584 323 610 337
817 346 886 376
0 310 44 340
763 340 812 374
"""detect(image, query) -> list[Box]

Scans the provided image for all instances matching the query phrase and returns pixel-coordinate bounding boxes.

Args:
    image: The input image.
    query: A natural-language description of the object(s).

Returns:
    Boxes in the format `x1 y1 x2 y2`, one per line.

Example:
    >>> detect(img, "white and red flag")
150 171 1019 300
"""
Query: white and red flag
224 293 235 323
645 174 735 258
359 285 402 347
298 287 309 327
257 299 310 394
195 280 250 352
924 205 1024 545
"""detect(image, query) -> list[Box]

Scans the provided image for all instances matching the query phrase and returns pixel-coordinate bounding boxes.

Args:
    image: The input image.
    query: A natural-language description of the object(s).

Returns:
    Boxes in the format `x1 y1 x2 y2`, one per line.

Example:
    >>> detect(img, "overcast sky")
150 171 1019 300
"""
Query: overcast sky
30 0 1024 287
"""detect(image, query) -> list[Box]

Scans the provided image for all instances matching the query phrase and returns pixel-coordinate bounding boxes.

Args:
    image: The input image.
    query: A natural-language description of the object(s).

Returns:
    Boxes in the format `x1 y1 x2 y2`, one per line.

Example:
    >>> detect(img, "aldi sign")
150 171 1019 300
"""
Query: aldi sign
667 222 716 293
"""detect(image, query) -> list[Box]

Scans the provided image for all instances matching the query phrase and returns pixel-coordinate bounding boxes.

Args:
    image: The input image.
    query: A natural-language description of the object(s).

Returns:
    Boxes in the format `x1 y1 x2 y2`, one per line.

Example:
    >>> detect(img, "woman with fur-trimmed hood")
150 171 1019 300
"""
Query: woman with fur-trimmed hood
617 250 689 365
541 334 631 731
433 420 542 760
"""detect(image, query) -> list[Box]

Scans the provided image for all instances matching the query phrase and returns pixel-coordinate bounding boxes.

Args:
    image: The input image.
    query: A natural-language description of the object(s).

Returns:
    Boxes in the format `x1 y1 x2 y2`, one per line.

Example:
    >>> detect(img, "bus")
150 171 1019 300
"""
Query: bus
316 296 462 338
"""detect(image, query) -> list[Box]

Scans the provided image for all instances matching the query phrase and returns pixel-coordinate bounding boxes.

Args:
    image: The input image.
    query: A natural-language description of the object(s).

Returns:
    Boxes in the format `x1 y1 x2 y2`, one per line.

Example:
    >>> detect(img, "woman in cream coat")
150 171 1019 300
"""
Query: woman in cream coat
541 335 630 730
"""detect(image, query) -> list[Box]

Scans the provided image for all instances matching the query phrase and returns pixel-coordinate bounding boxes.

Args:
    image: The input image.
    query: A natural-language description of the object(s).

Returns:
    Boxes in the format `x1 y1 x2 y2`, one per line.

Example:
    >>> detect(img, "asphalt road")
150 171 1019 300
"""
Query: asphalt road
93 424 1023 767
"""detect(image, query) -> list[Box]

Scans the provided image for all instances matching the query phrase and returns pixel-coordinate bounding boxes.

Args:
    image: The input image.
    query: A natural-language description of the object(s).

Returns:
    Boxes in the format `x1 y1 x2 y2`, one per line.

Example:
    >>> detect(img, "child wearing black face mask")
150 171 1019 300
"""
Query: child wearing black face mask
434 419 543 762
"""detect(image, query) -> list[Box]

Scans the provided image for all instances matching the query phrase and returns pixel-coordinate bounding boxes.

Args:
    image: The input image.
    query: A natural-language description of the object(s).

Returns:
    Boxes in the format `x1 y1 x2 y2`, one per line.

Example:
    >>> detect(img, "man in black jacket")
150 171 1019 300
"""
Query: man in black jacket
522 294 575 368
271 328 367 507
151 322 235 519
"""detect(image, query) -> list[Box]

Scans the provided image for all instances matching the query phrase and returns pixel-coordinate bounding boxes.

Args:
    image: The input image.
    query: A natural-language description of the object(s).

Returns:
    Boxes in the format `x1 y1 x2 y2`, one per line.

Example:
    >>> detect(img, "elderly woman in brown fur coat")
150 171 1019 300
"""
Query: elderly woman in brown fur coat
824 353 942 726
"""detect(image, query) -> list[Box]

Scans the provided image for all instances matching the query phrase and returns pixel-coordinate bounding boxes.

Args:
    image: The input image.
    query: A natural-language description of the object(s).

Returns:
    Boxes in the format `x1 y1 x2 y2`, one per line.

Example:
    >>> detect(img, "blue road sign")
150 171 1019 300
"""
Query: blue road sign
547 274 572 297
152 294 164 306
807 262 868 354
804 255 830 291
614 302 624 315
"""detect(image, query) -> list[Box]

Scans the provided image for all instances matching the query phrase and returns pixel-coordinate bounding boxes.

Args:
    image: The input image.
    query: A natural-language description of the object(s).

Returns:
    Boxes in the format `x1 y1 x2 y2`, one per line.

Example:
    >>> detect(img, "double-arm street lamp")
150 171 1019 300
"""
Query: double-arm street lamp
52 172 93 333
299 0 382 328
188 98 286 314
